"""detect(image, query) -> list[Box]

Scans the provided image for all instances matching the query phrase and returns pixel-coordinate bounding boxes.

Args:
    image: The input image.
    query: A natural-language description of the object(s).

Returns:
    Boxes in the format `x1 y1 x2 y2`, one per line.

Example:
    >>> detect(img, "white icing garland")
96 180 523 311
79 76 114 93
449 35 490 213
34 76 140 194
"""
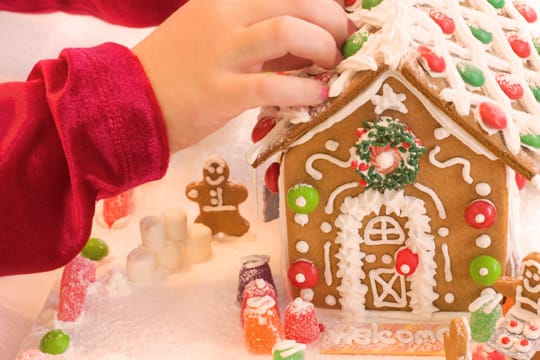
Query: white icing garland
429 146 474 184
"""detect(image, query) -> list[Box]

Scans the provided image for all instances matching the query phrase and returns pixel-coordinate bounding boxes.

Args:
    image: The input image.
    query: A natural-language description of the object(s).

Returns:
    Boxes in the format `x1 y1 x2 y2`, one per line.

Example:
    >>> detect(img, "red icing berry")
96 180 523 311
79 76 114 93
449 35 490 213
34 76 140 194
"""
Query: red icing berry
395 248 419 276
251 115 276 143
356 127 366 137
516 173 527 190
521 338 529 346
478 102 507 130
288 260 319 289
103 190 132 228
514 1 538 23
264 162 280 193
496 74 524 100
510 319 519 327
358 162 369 171
507 33 531 58
429 9 455 35
418 45 446 73
464 200 497 229
284 298 321 345
58 256 96 322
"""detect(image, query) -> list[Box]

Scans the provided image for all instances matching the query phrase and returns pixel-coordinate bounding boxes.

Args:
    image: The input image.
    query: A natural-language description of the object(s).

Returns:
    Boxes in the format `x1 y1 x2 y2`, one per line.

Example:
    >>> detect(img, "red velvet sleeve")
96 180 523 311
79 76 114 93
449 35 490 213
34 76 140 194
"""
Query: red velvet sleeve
0 43 170 276
0 0 187 27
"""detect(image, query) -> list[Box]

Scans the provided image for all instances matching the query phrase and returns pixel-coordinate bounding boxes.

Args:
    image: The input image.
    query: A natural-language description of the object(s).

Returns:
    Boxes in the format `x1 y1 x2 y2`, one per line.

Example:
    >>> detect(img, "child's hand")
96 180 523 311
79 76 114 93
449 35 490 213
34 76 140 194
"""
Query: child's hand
132 0 350 151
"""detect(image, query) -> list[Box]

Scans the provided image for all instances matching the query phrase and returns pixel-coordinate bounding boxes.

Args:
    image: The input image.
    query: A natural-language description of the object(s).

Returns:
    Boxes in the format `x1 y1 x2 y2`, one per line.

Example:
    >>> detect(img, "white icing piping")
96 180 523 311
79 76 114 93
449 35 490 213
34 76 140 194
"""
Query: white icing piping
441 243 453 282
413 182 447 220
305 147 356 181
324 241 333 286
371 83 408 114
324 182 359 215
429 146 474 184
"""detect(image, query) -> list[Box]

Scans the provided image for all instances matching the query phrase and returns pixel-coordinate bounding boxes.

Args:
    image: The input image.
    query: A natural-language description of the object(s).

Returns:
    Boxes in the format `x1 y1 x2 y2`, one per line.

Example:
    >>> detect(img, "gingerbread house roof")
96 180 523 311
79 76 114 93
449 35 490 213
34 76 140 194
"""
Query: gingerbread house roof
247 0 540 184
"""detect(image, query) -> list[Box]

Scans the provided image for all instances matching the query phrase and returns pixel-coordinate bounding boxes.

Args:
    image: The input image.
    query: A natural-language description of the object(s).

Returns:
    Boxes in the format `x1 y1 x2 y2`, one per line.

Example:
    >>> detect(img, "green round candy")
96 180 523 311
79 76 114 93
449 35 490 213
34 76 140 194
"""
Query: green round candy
530 85 540 102
469 255 502 286
287 184 320 214
362 0 383 10
81 237 109 261
470 26 493 44
487 0 505 9
40 329 70 355
343 31 369 58
457 62 485 87
521 134 540 149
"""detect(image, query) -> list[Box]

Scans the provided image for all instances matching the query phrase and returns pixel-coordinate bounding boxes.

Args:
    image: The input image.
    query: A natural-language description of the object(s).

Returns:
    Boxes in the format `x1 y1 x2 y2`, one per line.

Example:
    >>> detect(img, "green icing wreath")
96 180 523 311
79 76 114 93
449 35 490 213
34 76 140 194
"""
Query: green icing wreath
354 117 425 191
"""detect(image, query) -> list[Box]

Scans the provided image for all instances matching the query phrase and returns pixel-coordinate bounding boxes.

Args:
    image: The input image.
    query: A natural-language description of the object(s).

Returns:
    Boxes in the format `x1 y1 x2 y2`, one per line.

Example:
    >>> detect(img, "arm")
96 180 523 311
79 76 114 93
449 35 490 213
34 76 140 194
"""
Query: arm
0 43 169 276
0 0 187 27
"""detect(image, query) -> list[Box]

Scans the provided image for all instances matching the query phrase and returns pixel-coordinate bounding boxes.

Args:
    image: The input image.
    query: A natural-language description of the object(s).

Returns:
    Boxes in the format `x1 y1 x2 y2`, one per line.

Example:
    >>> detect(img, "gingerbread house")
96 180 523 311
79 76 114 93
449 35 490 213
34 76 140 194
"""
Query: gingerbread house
247 0 540 317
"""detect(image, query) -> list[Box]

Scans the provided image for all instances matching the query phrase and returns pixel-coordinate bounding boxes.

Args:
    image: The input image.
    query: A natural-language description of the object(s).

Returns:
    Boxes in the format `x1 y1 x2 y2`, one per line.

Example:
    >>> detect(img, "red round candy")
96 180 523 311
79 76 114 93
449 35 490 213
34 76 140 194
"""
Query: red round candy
464 200 497 229
515 172 527 190
395 248 419 276
514 1 538 23
251 115 276 143
496 74 524 100
418 45 446 73
478 102 507 130
288 260 319 289
264 162 280 193
507 33 531 58
429 9 455 35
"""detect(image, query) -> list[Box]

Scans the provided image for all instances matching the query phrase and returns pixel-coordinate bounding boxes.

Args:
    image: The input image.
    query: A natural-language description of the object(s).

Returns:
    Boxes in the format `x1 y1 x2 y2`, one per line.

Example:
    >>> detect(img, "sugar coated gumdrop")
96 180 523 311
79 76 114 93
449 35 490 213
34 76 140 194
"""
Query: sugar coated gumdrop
464 200 497 229
284 297 321 345
237 255 275 303
243 295 284 354
469 255 502 286
288 260 319 289
272 340 306 360
468 289 503 342
265 162 280 193
102 190 132 228
16 350 51 360
81 237 109 261
241 278 279 324
287 184 319 214
58 256 96 322
39 329 70 355
472 343 505 360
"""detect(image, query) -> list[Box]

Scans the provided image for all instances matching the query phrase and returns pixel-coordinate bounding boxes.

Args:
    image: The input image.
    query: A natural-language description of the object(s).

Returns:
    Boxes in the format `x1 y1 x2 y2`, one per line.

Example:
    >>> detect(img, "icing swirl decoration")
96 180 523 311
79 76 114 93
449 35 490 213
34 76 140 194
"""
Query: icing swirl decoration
352 117 425 191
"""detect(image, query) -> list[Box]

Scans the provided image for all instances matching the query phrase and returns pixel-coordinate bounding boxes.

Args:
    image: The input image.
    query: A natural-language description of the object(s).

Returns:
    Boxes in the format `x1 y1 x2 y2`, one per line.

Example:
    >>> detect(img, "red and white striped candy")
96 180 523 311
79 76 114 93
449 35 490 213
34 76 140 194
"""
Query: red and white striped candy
58 256 96 322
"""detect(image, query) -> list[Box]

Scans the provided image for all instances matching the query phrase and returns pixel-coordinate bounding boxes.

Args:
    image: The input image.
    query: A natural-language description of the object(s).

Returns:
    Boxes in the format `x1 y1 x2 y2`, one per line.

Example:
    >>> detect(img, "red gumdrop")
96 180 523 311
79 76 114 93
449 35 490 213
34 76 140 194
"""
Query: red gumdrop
464 200 497 229
514 1 537 23
496 74 524 100
288 260 319 289
395 248 419 276
472 343 506 360
103 190 132 228
478 102 507 130
515 172 527 190
264 162 280 193
507 33 531 58
429 9 455 35
240 279 278 325
418 45 446 73
16 350 52 360
251 116 276 143
58 256 96 322
284 298 321 345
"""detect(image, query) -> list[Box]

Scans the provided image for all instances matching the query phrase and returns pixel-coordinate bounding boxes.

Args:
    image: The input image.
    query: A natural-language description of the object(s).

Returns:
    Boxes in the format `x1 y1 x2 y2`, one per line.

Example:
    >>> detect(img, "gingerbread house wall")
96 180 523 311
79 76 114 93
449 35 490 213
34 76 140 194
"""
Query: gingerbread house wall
280 74 509 314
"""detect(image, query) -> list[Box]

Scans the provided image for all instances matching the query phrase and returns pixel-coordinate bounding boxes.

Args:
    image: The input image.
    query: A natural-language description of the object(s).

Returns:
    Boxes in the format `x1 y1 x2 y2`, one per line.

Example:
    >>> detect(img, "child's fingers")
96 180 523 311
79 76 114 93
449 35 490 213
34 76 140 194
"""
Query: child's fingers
227 73 329 109
231 16 340 71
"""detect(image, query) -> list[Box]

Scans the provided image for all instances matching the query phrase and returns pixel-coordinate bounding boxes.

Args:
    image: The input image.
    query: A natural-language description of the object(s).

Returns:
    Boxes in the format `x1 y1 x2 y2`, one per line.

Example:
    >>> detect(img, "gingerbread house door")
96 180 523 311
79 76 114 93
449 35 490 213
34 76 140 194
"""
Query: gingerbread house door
335 189 439 315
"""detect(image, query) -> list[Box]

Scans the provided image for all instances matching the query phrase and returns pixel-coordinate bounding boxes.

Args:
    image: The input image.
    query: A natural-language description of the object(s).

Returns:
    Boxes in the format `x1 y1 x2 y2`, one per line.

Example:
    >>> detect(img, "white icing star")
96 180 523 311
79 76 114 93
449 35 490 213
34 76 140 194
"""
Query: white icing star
371 84 408 115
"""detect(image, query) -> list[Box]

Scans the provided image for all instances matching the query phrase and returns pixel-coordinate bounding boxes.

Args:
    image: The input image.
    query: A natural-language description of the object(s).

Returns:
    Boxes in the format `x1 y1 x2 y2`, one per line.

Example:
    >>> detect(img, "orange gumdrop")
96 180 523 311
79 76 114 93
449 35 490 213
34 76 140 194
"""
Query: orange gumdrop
243 295 284 354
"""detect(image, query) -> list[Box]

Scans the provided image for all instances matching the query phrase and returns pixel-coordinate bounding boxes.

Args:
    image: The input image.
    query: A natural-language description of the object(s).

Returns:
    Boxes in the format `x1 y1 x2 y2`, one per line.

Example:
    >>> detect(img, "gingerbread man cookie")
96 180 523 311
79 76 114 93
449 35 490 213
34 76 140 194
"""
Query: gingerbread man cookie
186 156 249 236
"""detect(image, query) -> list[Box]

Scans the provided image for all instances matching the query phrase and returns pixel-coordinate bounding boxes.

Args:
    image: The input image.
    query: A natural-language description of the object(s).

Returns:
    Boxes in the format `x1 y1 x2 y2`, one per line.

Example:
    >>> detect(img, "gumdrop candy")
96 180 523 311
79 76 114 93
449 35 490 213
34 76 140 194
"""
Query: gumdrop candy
243 295 284 354
284 297 321 345
240 278 278 323
58 256 96 322
472 343 505 360
101 189 133 229
237 255 275 303
272 340 306 360
468 288 503 343
16 350 52 360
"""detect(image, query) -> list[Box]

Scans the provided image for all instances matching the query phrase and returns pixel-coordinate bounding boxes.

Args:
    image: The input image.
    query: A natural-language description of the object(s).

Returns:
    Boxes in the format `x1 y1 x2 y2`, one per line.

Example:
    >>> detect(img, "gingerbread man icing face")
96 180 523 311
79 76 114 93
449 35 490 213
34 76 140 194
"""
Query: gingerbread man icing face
203 157 229 186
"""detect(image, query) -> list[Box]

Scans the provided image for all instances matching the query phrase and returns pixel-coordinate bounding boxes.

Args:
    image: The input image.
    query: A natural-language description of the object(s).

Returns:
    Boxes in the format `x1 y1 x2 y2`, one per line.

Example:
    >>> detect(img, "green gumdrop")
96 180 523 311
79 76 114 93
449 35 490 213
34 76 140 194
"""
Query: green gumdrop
362 0 383 10
530 85 540 102
287 184 320 214
40 329 70 355
273 347 305 360
487 0 505 9
81 237 109 261
470 26 493 44
343 31 369 58
521 134 540 149
469 302 502 342
457 62 485 87
469 255 502 286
